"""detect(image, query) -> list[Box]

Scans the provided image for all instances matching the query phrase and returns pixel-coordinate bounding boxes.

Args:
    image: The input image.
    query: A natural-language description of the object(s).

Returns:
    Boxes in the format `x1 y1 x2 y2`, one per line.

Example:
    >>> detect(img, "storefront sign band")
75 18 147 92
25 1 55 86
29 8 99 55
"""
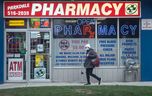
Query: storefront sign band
4 1 140 18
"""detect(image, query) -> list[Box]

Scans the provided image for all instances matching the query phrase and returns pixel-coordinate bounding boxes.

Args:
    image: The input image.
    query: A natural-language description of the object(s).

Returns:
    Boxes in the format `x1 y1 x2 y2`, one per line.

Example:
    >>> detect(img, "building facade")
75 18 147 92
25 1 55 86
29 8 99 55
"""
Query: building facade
0 0 152 84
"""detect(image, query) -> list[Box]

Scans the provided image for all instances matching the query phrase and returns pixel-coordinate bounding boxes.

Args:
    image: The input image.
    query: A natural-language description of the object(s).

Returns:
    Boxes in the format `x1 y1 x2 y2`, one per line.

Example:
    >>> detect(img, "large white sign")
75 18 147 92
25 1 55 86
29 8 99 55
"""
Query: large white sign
98 39 117 65
8 58 23 80
120 39 139 65
53 39 95 66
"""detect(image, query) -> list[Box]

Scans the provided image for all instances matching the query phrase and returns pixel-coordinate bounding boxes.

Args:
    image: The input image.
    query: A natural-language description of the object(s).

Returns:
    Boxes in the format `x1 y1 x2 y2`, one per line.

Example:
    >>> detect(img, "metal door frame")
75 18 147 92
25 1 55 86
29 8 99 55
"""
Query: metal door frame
27 29 52 82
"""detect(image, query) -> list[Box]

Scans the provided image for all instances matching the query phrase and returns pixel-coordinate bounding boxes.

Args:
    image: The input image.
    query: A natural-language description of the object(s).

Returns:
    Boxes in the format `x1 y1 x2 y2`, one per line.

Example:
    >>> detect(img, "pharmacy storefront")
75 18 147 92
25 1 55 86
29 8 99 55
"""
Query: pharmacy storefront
3 1 140 82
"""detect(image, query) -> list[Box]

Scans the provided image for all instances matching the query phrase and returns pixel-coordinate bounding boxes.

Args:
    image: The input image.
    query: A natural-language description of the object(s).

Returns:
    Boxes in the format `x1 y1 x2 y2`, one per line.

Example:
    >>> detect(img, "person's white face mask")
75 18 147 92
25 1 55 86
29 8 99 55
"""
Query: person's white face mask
85 46 90 51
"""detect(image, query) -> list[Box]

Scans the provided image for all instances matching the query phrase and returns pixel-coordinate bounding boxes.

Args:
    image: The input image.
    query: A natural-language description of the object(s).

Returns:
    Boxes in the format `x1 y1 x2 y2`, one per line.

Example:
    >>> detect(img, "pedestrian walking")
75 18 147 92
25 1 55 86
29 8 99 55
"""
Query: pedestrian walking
83 44 101 85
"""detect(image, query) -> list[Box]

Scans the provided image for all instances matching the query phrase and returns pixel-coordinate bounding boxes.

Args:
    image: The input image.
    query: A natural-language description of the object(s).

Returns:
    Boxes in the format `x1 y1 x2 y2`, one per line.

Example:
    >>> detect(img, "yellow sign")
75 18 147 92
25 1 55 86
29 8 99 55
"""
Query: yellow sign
9 20 25 27
35 54 44 67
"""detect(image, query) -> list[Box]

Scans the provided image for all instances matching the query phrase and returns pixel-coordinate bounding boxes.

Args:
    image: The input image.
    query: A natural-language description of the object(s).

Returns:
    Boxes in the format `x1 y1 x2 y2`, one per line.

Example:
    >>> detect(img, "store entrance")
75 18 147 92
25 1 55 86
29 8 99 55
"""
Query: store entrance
29 31 50 81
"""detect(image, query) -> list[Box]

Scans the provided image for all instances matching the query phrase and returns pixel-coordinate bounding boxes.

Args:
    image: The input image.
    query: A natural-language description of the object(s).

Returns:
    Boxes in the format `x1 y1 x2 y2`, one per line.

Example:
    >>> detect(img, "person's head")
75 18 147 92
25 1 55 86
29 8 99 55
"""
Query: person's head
84 44 91 51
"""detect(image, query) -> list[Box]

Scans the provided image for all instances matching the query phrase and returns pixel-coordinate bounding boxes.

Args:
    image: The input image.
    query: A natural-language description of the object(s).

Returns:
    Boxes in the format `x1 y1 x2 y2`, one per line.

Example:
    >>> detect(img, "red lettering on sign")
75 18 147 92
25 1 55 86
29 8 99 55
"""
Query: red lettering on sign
9 61 23 71
83 25 95 38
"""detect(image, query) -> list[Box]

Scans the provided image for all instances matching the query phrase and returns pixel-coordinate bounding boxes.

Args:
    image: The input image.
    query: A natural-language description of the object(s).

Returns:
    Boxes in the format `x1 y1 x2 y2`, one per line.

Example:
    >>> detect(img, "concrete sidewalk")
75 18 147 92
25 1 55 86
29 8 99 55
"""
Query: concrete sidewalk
1 82 152 89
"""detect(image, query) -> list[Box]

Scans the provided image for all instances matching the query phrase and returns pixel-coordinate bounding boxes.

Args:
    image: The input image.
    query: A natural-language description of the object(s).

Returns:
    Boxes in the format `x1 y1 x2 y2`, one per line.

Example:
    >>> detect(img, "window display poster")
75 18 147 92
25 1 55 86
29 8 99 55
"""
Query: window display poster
53 39 95 66
40 19 50 28
34 68 46 79
44 33 50 40
35 54 44 67
8 58 23 80
98 39 117 65
31 31 40 38
30 18 40 28
120 38 139 65
37 44 44 52
9 20 25 27
5 18 27 28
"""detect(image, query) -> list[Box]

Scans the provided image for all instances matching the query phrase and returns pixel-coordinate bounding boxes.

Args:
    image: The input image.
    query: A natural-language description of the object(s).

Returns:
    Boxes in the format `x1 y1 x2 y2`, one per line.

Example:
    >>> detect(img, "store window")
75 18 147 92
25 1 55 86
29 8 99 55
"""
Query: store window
53 18 95 67
52 18 140 67
5 18 140 80
119 18 140 65
97 18 118 66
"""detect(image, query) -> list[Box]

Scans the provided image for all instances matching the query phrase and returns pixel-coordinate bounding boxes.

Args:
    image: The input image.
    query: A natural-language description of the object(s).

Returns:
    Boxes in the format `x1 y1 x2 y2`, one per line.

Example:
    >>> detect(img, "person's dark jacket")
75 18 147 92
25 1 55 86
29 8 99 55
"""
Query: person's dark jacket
84 48 97 68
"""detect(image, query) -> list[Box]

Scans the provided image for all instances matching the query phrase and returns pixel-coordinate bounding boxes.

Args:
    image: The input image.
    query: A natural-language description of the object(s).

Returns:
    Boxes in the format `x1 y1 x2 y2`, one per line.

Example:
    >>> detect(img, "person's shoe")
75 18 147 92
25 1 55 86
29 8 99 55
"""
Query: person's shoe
84 83 91 85
98 78 101 85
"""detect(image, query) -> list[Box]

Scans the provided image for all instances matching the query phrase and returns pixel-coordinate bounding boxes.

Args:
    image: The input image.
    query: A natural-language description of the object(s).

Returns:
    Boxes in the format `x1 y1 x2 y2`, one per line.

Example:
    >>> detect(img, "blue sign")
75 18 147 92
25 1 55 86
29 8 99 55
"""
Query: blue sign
120 39 139 65
98 39 117 65
119 18 139 38
97 19 117 38
53 19 95 38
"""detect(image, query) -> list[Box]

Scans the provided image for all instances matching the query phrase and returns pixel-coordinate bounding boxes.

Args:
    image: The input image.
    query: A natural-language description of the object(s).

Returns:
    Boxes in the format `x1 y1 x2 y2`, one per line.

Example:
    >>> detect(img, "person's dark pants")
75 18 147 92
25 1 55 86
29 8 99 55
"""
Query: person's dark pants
86 68 100 84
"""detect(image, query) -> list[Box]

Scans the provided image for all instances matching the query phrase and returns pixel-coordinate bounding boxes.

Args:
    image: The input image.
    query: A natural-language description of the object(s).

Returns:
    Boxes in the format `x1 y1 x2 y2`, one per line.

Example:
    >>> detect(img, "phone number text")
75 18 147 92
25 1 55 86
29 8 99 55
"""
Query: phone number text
7 11 29 16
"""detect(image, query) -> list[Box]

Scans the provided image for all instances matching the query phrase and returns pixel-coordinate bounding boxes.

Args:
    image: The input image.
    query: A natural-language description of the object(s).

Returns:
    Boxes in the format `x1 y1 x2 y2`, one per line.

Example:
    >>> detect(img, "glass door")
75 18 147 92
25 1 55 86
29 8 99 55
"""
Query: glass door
6 32 27 81
30 31 50 80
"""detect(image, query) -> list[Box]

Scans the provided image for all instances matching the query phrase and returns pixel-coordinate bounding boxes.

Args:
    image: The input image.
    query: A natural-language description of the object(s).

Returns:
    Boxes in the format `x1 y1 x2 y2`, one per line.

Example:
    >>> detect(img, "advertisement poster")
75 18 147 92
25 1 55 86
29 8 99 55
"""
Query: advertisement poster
53 39 95 66
30 18 40 28
40 19 50 28
98 39 117 65
37 44 44 52
9 20 25 27
35 54 44 67
31 31 40 38
8 58 23 80
44 33 50 40
34 68 46 79
5 18 27 28
120 39 139 65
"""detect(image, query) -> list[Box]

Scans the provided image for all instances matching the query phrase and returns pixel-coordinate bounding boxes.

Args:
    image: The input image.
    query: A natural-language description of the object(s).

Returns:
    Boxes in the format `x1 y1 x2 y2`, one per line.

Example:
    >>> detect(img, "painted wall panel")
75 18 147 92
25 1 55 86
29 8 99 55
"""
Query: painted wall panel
141 0 152 81
141 31 152 81
52 68 125 83
0 1 4 84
